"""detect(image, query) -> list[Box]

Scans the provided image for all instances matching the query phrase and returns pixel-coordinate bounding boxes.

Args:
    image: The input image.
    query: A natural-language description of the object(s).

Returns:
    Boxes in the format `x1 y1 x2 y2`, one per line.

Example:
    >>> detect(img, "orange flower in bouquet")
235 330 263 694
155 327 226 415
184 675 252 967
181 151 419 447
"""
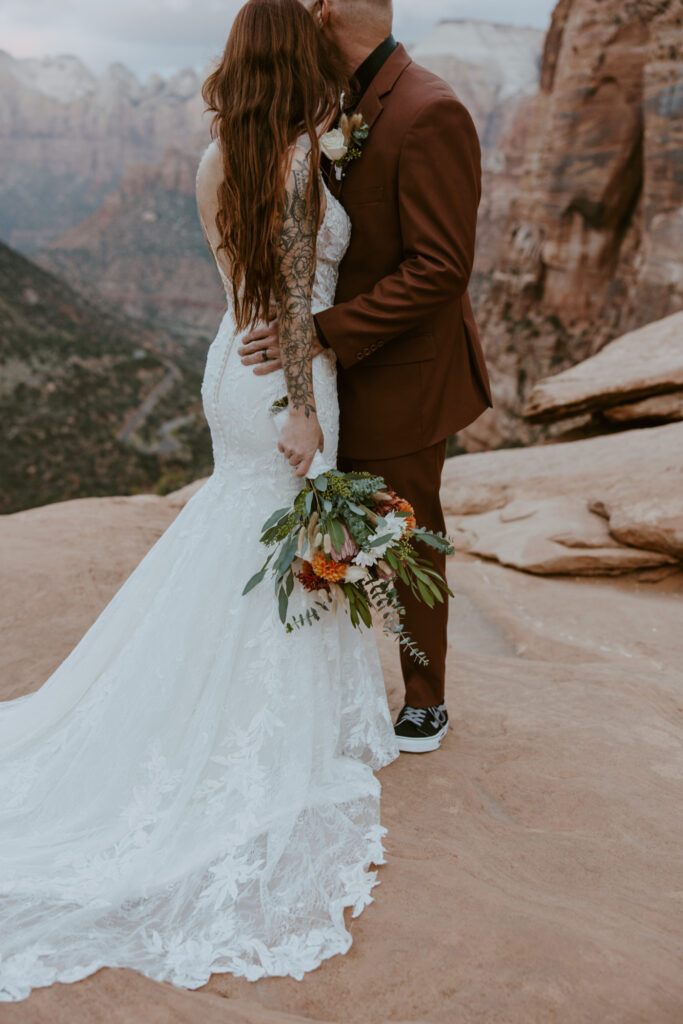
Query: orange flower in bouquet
395 499 417 535
311 552 347 583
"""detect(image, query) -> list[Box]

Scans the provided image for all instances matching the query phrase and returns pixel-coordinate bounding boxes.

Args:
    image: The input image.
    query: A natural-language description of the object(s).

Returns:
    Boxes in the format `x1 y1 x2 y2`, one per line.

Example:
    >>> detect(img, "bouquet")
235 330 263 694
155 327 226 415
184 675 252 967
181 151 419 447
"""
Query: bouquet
243 447 454 664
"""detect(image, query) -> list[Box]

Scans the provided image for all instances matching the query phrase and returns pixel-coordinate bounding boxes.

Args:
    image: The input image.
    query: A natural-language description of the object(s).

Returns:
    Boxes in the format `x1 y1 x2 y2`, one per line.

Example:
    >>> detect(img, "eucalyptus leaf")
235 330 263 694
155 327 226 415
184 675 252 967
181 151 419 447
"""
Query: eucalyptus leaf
426 577 444 603
278 586 289 624
367 532 393 549
314 475 328 492
261 506 290 533
416 579 435 608
328 518 345 554
274 533 298 577
356 597 372 628
242 567 267 596
396 560 410 585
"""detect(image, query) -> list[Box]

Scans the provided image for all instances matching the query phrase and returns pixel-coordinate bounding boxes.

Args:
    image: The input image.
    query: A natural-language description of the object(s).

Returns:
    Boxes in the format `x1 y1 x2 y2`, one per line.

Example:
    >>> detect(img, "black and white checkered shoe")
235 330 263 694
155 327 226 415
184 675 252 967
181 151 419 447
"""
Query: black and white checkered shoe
394 703 449 753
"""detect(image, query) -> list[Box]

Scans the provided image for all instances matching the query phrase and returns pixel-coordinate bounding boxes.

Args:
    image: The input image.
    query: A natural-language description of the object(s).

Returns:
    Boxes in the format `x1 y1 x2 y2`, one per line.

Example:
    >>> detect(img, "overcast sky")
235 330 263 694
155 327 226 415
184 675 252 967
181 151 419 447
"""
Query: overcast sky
0 0 558 79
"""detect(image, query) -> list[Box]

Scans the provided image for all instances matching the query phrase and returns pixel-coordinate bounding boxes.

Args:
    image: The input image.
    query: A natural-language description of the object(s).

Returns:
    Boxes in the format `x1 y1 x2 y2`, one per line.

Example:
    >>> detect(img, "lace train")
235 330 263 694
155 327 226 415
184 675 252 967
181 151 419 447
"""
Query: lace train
0 473 399 1000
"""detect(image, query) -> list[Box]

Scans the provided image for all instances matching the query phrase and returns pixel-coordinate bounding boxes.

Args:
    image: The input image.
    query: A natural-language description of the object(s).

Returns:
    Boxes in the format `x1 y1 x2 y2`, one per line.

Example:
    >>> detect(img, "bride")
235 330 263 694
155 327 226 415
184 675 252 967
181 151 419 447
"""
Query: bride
0 0 399 1002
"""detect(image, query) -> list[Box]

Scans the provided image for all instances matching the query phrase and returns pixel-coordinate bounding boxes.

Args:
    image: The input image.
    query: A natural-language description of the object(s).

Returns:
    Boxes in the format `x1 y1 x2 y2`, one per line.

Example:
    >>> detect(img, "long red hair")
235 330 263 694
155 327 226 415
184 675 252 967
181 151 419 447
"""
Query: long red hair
202 0 348 330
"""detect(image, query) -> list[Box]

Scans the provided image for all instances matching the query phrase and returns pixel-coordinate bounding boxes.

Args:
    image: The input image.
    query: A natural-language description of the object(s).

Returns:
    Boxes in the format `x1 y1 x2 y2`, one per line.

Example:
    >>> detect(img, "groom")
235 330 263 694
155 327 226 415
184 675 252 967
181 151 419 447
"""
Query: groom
239 0 493 753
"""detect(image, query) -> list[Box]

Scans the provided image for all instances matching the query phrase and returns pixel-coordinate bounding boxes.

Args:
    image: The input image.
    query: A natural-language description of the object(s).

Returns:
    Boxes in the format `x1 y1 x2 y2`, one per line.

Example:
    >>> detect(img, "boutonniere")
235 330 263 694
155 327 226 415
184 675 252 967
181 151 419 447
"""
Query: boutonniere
320 109 370 181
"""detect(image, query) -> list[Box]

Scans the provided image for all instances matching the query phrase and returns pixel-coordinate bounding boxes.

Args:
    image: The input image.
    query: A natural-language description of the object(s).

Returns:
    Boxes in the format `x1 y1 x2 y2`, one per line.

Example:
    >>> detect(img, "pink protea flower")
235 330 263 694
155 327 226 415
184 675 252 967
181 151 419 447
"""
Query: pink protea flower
331 524 359 563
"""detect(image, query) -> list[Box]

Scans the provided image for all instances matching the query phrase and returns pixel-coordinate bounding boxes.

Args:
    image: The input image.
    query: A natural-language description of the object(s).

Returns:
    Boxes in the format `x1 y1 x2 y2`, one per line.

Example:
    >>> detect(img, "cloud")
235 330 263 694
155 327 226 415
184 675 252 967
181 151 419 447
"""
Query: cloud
0 0 557 79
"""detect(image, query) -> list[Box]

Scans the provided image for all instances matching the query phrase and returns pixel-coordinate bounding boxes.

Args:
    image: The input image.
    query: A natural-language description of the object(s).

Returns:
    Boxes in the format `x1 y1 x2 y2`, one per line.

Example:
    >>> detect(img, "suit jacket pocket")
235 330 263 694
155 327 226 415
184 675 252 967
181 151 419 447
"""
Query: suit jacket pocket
366 331 436 366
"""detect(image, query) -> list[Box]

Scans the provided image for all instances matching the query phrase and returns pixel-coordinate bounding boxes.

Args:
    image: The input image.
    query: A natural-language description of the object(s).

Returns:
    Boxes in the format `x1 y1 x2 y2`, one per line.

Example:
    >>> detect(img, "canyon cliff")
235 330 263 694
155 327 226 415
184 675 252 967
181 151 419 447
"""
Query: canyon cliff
0 240 212 514
35 148 226 346
461 0 683 451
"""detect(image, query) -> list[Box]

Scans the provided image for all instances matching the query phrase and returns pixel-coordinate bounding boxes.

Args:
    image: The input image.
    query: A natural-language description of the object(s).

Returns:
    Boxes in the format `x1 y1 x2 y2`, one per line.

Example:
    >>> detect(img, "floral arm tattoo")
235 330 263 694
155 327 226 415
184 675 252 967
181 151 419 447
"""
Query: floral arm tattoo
273 163 317 418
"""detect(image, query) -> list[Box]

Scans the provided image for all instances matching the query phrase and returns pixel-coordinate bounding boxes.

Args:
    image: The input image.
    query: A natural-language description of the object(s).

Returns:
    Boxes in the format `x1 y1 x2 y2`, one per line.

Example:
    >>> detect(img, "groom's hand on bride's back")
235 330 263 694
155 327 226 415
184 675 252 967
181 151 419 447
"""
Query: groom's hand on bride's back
238 310 281 375
239 314 324 376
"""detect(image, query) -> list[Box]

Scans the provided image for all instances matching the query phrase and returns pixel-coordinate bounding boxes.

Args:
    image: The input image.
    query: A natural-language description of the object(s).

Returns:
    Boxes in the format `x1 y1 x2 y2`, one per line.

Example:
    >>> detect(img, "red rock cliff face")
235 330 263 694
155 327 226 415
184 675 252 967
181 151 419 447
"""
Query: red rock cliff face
466 0 682 451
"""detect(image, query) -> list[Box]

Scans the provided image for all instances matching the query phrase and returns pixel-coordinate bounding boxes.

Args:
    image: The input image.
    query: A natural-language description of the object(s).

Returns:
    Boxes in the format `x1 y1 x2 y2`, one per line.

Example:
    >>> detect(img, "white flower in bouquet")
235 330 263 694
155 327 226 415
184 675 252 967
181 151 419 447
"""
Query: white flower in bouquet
377 511 406 541
345 565 370 584
360 513 405 560
354 548 379 569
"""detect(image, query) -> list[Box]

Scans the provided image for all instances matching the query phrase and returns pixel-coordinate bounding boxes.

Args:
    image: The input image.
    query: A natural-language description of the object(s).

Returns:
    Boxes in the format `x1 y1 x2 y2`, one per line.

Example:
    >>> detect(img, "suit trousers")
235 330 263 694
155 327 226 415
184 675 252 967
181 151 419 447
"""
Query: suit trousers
338 439 449 709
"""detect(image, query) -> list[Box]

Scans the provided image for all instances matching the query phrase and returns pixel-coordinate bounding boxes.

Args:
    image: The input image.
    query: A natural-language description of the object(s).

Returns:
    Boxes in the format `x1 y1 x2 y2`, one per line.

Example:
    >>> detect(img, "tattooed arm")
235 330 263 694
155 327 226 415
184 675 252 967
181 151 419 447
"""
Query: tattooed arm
274 148 324 477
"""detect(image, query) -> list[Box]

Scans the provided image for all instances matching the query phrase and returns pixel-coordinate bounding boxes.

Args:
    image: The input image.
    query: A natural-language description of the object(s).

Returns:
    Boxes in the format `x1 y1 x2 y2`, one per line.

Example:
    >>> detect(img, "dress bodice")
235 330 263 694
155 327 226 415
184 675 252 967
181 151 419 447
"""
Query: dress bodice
310 184 352 314
196 152 351 493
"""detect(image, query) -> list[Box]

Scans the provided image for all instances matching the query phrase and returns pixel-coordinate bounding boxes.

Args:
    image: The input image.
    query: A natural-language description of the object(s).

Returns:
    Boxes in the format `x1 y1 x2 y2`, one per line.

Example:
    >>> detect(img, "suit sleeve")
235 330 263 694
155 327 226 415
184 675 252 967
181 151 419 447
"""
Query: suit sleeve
314 95 482 370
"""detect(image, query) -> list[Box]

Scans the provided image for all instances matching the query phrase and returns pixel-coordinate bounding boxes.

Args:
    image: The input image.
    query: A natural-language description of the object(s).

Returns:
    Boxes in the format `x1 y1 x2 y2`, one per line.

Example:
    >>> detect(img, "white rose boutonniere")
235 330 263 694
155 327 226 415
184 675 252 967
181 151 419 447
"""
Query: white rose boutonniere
320 111 370 180
320 127 348 163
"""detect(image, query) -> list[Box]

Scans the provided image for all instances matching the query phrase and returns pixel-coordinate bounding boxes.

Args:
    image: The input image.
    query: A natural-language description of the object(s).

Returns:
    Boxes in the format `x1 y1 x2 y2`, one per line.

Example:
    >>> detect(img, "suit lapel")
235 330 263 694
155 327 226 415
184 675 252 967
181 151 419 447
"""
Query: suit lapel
357 85 383 132
336 44 412 200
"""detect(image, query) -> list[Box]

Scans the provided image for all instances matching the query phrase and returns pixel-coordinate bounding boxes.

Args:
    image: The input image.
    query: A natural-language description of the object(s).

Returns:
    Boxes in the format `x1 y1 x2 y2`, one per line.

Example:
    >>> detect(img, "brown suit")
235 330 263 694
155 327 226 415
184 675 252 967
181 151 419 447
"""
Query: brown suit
316 44 493 708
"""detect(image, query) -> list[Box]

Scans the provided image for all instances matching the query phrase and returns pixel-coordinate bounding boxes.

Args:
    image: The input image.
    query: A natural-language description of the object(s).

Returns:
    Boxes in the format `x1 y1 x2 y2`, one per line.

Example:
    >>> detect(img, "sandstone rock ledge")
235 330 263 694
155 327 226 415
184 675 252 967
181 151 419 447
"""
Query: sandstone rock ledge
442 421 683 576
1 485 683 1023
523 312 683 425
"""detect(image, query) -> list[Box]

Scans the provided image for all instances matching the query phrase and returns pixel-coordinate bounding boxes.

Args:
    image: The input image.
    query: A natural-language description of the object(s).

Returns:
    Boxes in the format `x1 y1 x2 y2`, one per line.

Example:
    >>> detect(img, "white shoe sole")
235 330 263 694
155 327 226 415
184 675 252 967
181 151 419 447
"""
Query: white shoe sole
396 722 448 754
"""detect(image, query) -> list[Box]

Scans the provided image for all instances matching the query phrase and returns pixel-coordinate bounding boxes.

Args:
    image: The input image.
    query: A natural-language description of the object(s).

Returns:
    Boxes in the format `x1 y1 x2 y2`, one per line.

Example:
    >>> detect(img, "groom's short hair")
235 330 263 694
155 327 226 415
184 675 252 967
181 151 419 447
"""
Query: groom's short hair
302 0 393 31
329 0 393 11
331 0 393 21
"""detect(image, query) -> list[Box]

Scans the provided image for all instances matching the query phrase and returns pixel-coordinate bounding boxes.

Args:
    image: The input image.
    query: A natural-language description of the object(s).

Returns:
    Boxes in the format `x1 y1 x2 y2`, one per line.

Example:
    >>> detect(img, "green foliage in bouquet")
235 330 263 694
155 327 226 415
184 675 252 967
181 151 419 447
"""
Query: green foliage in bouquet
243 468 454 664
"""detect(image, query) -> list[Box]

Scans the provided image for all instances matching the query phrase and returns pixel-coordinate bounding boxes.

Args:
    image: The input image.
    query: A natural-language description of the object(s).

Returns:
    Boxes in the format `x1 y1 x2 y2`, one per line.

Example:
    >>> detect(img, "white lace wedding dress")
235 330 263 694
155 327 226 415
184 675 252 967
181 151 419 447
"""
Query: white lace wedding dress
0 154 399 1001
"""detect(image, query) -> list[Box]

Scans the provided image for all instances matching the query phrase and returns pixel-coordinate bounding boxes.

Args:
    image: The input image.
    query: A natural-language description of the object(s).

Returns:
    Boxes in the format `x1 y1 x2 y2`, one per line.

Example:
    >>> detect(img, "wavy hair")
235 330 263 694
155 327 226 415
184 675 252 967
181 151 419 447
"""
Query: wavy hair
201 0 348 330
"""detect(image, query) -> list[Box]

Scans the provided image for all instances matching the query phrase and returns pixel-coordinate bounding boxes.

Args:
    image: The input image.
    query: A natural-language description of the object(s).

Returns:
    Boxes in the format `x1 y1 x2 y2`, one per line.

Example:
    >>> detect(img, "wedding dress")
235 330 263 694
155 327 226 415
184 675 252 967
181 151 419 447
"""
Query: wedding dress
0 145 400 1002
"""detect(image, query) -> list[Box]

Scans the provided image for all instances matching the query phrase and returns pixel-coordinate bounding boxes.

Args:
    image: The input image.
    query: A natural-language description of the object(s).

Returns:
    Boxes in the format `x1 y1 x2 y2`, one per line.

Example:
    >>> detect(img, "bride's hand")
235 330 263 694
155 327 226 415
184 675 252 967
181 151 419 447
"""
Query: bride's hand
278 409 324 478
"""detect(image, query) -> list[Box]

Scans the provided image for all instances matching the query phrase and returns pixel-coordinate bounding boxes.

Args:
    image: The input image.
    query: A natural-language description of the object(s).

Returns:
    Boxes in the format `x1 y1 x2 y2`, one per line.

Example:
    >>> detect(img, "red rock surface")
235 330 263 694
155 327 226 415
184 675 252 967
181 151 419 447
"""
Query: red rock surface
1 480 683 1022
522 310 683 422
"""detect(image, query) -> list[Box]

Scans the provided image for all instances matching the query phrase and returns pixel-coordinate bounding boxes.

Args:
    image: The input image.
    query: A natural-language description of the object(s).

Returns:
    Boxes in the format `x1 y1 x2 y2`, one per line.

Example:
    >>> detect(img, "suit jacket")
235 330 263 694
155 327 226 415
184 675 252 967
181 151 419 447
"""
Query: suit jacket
315 44 494 461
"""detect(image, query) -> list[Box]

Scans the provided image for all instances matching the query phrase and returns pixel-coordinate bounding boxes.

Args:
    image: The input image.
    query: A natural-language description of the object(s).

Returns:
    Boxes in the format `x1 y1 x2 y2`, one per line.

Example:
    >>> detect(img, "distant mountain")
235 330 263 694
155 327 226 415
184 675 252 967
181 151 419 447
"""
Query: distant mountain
35 148 226 346
411 20 543 148
0 49 207 252
0 240 213 514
